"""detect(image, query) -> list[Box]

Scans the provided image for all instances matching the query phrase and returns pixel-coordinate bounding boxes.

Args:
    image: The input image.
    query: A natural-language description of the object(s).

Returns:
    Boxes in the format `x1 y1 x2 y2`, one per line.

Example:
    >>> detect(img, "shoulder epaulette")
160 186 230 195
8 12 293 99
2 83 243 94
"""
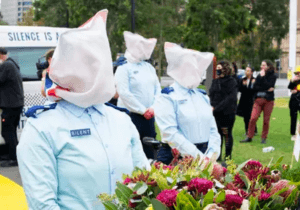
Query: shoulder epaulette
25 103 57 118
197 89 207 95
113 56 127 67
161 87 174 94
105 103 130 115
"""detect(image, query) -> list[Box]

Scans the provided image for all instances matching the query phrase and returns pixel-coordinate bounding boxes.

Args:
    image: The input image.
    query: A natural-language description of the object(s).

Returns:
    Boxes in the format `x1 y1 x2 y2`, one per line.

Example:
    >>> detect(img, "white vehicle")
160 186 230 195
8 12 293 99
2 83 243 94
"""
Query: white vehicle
0 26 69 145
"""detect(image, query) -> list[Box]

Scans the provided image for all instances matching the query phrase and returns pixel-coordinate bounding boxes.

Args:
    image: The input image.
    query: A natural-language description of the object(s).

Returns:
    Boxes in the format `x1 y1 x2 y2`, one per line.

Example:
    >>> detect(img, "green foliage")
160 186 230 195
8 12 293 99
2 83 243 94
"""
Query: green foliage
175 190 200 210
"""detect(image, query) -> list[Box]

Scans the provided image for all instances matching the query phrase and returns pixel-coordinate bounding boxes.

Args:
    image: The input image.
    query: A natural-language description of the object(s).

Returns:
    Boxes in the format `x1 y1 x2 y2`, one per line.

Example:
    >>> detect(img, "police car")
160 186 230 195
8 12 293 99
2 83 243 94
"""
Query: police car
0 26 69 145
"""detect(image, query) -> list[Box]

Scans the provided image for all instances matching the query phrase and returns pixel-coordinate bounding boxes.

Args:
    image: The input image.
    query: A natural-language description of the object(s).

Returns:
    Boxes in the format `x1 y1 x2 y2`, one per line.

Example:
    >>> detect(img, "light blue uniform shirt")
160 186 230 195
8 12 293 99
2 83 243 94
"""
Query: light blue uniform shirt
115 61 161 114
153 82 221 159
17 100 150 210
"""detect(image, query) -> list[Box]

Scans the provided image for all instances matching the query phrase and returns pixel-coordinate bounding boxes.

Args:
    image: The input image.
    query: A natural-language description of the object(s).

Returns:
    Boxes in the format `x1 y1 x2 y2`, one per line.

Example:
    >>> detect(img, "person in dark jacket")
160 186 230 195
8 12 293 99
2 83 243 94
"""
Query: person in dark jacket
0 47 24 167
241 60 277 144
288 66 300 141
237 66 257 135
209 61 237 161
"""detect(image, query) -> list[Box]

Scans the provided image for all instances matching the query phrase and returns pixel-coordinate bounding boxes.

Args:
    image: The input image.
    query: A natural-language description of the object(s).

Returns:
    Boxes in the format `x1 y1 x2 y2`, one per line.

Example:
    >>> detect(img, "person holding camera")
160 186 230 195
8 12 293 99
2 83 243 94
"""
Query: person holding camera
0 47 24 167
37 49 55 97
241 60 277 144
288 66 300 141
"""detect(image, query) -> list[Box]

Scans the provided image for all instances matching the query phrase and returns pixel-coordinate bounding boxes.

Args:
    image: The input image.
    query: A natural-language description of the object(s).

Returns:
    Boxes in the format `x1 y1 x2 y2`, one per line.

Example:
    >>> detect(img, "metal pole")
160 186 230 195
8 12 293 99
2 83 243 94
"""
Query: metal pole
131 0 135 32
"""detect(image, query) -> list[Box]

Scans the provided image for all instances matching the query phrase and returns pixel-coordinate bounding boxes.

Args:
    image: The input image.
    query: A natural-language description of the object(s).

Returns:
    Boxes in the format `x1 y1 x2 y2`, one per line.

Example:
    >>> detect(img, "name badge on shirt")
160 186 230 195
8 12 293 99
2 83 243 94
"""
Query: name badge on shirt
133 70 139 74
178 99 187 104
70 128 91 137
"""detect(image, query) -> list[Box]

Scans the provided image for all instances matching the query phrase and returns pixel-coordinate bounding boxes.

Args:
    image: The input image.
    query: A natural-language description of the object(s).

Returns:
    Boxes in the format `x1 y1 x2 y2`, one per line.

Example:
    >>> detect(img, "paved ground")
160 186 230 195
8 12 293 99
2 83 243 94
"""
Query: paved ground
0 164 22 186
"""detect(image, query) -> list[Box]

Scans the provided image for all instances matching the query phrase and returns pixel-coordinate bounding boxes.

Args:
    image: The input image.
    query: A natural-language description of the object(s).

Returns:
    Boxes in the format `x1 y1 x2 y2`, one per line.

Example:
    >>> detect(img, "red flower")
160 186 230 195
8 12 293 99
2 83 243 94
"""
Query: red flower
123 177 132 185
245 169 260 181
222 194 243 209
259 191 271 201
223 167 228 176
156 189 178 207
270 180 296 199
244 160 262 171
188 178 214 195
233 174 245 188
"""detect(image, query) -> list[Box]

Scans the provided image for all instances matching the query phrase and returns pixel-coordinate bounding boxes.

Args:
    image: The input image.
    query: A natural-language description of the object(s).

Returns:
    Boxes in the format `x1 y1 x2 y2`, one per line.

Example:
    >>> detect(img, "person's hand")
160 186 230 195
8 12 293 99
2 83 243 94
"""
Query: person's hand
268 87 274 92
212 107 215 111
243 80 247 85
144 108 154 120
251 79 256 84
260 70 265 77
291 90 297 94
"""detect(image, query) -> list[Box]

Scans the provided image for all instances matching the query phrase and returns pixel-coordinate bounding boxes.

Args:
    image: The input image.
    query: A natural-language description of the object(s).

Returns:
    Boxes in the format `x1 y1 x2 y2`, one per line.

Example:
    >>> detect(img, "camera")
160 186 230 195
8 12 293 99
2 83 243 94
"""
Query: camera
36 57 49 71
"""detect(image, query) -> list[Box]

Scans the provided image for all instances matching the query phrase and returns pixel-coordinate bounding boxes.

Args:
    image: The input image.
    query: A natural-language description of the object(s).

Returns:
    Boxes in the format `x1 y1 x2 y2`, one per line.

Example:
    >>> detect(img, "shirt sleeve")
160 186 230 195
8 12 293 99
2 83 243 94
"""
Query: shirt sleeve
206 117 221 159
129 120 151 170
115 65 147 114
153 94 203 158
17 121 61 210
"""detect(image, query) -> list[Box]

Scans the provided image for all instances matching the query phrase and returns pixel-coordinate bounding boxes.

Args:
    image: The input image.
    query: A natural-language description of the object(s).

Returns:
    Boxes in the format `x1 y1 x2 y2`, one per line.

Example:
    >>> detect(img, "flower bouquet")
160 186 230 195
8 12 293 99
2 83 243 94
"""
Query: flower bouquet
99 149 300 210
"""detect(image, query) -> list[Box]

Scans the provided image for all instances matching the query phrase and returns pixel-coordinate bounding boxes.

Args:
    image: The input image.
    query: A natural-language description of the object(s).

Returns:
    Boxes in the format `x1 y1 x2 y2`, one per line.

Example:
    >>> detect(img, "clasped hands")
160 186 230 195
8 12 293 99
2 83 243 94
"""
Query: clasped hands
143 108 154 120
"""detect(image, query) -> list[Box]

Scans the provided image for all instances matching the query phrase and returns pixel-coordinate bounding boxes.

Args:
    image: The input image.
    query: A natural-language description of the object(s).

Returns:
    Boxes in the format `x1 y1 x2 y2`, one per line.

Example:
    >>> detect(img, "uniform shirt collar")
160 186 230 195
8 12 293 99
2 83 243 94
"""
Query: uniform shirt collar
59 100 105 117
174 81 197 95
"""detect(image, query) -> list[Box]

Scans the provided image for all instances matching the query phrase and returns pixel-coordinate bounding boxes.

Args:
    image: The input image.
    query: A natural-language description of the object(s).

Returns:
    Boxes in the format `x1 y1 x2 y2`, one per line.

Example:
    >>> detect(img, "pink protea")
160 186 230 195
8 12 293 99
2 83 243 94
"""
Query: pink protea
270 180 296 199
188 178 214 195
156 189 178 207
222 194 243 209
123 177 132 185
259 191 271 201
246 160 262 168
211 163 225 181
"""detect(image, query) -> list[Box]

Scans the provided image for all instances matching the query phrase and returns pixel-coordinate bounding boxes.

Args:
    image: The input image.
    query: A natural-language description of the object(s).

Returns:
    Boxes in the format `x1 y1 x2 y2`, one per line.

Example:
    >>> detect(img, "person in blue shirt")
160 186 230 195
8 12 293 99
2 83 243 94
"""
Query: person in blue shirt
17 10 150 210
115 31 161 159
153 42 221 164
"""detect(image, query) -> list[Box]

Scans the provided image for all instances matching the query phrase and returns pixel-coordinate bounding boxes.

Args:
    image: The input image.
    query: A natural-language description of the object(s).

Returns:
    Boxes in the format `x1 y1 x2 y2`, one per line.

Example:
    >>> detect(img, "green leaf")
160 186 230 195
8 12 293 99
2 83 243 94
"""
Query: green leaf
142 197 152 206
133 182 144 192
116 182 133 200
225 174 233 183
236 160 249 172
102 201 118 210
137 182 148 195
284 188 298 208
115 188 128 205
203 189 214 207
151 198 167 210
275 156 284 165
215 191 226 203
249 196 258 210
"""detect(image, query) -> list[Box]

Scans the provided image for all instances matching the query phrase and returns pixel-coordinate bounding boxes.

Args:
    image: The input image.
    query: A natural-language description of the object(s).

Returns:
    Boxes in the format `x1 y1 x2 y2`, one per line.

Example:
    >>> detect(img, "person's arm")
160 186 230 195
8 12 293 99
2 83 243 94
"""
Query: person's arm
206 117 221 159
153 95 203 158
213 83 238 114
288 81 298 90
253 74 276 91
0 62 10 84
238 79 247 92
17 122 60 210
115 65 147 114
129 119 151 170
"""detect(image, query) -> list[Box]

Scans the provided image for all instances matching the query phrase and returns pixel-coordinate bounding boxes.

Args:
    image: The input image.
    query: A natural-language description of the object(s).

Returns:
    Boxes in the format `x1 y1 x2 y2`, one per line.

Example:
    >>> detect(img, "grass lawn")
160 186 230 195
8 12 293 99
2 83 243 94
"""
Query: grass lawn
155 97 300 168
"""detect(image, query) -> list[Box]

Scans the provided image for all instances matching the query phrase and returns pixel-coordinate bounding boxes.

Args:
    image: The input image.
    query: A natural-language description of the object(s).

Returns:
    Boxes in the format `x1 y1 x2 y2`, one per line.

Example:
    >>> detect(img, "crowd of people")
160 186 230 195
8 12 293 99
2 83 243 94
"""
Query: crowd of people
0 9 292 210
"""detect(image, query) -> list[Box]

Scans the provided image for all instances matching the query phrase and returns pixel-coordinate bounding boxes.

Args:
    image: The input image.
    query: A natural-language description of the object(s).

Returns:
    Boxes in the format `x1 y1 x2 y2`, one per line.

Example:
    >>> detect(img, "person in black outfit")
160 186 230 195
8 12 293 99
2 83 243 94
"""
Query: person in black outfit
288 67 300 141
237 66 257 135
209 61 237 161
0 47 24 167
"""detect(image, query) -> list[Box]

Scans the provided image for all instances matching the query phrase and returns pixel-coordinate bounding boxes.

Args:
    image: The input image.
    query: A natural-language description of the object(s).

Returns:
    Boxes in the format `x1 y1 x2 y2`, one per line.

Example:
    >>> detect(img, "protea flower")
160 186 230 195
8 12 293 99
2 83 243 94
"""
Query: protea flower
270 180 296 199
188 178 214 195
156 189 178 208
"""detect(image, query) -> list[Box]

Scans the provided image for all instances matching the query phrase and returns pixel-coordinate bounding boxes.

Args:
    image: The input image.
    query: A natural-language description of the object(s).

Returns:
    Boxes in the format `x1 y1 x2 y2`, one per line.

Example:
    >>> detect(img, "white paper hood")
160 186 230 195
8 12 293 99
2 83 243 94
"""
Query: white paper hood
49 9 115 108
124 31 157 63
164 42 214 89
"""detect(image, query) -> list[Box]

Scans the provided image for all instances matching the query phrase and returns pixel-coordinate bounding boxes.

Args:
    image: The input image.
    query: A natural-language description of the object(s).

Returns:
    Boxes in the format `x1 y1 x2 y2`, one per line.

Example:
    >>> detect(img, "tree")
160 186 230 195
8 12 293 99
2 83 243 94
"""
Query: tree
184 0 256 52
18 7 45 26
0 11 8 25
